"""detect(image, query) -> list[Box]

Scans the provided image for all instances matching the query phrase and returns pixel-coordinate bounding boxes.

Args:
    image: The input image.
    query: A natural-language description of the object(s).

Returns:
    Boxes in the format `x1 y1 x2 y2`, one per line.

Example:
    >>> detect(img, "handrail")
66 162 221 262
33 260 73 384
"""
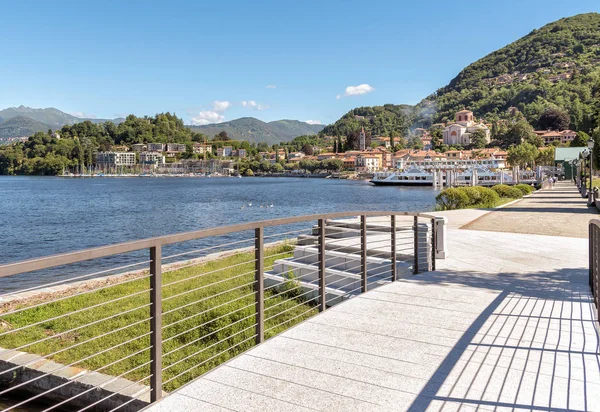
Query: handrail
0 211 436 278
0 211 439 410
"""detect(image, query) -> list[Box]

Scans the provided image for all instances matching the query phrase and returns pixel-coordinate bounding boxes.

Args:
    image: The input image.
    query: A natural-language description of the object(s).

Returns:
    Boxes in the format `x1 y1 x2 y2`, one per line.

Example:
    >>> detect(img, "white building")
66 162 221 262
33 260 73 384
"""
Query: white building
96 152 137 166
140 152 165 166
355 154 380 172
443 110 491 146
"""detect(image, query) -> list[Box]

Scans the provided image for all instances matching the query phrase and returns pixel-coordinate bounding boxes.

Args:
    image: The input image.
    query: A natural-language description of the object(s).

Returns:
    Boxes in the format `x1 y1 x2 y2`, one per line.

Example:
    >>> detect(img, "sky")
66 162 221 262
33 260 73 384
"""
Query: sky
1 0 599 126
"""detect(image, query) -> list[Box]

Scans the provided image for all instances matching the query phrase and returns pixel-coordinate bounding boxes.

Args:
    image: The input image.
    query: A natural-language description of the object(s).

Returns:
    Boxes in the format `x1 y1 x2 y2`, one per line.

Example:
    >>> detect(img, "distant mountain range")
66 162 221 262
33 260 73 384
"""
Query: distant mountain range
0 106 325 145
0 106 124 140
188 118 325 145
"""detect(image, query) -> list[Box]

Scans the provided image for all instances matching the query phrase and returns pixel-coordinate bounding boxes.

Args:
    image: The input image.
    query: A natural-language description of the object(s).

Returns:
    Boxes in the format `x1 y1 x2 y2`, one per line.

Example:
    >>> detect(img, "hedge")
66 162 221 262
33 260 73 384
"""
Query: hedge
515 183 535 196
491 184 523 199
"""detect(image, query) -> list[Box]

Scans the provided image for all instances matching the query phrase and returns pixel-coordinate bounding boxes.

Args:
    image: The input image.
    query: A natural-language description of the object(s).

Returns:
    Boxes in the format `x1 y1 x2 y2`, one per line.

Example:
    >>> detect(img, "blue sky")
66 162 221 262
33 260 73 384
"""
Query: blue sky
1 0 598 126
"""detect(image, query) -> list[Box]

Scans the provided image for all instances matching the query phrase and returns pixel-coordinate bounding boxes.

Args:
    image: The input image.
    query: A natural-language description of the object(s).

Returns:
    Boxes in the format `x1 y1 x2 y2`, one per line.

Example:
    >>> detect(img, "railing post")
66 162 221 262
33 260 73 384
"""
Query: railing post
149 245 163 403
431 218 436 272
391 215 397 282
361 215 367 293
590 224 594 291
255 227 264 344
413 216 419 274
318 219 326 311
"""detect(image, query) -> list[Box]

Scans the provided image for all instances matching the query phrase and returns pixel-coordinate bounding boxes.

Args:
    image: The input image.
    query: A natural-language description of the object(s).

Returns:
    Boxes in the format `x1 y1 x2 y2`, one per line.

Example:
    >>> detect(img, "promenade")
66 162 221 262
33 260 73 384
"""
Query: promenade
145 183 600 411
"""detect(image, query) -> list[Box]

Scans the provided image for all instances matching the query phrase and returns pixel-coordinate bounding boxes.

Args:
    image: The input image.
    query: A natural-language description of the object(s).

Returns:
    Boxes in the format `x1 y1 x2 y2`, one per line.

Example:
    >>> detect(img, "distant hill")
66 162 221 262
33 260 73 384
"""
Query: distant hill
410 12 600 130
0 116 49 139
0 106 125 140
321 104 413 137
188 117 325 145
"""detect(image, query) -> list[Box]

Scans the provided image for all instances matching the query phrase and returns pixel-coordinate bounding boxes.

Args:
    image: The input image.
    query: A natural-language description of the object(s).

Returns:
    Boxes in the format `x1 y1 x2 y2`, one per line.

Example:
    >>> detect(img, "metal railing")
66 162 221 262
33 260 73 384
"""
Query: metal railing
589 219 600 325
0 211 438 411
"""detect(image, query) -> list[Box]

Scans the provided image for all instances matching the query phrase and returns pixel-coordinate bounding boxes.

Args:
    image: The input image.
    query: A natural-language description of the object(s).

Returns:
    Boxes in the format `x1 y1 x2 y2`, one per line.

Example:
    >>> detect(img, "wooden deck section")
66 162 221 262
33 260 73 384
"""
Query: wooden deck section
145 192 600 411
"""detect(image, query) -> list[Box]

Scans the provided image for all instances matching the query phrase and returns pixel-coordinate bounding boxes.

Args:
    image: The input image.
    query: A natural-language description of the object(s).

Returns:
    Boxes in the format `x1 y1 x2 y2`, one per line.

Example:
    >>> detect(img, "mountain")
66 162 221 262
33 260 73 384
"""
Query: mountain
0 116 50 139
410 13 600 130
0 106 123 130
188 117 325 145
321 104 414 137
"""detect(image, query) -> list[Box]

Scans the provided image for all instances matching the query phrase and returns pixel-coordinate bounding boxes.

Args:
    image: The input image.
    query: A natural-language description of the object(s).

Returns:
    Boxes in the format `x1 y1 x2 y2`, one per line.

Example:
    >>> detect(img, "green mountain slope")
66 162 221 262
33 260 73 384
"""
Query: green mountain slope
188 117 324 145
0 106 123 130
321 104 413 137
0 116 49 139
413 13 600 130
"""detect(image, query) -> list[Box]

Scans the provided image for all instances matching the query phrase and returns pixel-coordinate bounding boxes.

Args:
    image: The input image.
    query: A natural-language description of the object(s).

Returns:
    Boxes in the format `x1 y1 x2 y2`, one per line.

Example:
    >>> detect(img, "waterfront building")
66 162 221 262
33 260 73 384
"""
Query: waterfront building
140 152 165 166
192 143 212 155
147 143 165 152
95 152 137 167
131 144 147 152
355 153 380 172
442 110 491 146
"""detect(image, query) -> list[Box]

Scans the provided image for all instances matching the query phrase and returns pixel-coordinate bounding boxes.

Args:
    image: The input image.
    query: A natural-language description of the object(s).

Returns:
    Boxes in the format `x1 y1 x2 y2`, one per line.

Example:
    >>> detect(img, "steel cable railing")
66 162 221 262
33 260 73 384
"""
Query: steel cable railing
0 211 438 411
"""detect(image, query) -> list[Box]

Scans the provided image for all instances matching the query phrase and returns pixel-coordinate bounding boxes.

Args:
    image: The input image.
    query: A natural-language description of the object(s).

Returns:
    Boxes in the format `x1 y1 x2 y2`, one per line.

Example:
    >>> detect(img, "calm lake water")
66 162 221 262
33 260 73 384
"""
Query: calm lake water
0 176 437 292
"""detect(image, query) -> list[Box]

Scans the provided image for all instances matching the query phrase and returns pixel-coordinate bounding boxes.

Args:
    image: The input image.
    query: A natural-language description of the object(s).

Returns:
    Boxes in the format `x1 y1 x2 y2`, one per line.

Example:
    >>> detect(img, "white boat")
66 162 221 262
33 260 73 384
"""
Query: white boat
371 167 433 186
371 166 515 187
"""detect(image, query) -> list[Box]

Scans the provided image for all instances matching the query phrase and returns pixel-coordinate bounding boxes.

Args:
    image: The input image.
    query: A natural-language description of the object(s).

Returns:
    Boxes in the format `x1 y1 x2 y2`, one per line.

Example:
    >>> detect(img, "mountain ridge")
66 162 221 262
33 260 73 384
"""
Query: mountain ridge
188 117 324 145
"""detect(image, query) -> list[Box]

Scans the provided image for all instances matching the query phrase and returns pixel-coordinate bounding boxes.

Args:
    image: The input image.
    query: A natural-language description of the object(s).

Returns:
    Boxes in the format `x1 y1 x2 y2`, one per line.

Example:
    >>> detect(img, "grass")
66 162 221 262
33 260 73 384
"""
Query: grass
0 243 316 392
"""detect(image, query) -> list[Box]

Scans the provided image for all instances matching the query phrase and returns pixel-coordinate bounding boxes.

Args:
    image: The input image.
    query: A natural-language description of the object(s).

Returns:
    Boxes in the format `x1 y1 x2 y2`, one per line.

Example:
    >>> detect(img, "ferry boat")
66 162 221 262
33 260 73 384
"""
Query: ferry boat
371 166 515 187
371 167 434 186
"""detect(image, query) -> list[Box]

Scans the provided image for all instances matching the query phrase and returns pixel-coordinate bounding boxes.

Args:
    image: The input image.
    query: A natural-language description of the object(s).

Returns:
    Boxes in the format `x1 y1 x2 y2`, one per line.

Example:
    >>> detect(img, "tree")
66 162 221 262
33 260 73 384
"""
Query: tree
537 107 571 131
469 129 487 149
536 147 555 166
570 131 590 147
507 142 539 169
301 143 314 156
345 129 372 150
497 119 536 148
214 131 230 141
407 135 423 150
430 129 442 149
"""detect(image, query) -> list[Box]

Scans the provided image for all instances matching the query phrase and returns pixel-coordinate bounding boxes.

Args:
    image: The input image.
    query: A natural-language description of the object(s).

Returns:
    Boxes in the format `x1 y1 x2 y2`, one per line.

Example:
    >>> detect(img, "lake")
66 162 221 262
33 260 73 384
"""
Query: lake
0 176 438 292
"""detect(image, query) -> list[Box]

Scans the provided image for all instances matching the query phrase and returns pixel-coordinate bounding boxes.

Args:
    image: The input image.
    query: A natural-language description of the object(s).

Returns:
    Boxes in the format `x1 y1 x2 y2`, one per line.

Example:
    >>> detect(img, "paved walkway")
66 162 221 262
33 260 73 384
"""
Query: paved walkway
462 182 597 238
144 183 600 412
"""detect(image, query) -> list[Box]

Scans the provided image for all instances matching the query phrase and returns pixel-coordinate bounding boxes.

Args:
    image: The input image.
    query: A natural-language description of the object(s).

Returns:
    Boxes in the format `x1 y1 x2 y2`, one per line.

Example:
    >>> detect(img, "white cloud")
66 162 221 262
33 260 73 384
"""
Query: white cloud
336 84 375 99
241 100 268 111
191 110 225 125
212 100 231 112
190 100 231 125
305 120 322 125
70 111 96 119
266 85 277 89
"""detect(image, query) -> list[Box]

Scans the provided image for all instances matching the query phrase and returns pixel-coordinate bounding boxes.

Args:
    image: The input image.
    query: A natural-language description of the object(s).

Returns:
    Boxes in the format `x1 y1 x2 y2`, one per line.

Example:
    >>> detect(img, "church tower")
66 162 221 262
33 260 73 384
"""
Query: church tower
359 127 366 151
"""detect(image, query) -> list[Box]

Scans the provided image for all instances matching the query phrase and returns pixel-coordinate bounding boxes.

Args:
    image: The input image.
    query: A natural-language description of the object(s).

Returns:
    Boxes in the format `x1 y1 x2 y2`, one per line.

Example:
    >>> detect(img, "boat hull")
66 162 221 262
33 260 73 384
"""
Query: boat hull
370 180 433 186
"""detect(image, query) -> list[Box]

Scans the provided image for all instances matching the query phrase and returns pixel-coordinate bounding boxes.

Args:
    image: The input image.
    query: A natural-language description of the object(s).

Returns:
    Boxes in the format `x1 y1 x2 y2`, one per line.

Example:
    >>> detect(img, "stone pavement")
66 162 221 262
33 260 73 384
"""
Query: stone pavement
461 182 597 238
144 205 600 411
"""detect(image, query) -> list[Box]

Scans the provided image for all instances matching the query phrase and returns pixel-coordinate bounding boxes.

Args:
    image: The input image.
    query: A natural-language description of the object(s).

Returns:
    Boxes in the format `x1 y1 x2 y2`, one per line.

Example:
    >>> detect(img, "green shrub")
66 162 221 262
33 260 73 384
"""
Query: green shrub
515 183 535 196
492 184 523 199
460 187 483 206
436 188 470 210
473 187 501 208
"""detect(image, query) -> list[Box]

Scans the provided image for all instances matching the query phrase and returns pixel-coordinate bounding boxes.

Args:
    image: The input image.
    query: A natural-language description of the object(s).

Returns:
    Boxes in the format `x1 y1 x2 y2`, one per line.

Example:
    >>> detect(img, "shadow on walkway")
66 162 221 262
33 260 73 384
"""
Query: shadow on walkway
404 266 599 411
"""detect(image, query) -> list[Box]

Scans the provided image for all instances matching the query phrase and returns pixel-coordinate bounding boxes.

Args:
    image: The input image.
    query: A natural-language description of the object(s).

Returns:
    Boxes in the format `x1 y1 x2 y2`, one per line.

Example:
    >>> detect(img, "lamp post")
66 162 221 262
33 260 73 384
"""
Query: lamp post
581 150 588 197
